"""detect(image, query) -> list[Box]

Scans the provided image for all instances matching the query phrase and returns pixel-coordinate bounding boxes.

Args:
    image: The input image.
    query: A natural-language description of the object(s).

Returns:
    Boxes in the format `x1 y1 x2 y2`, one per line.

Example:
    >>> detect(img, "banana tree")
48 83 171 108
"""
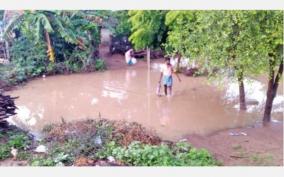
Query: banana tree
3 10 98 63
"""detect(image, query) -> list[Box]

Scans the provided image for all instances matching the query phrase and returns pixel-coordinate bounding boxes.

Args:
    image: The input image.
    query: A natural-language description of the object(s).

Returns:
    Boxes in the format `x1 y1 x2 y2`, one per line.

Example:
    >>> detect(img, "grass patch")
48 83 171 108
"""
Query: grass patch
249 153 275 166
0 127 33 161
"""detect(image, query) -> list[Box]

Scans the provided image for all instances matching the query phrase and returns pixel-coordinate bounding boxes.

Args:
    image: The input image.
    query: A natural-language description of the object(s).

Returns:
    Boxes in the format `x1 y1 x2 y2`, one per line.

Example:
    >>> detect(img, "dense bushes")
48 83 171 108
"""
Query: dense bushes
0 10 106 87
1 38 106 86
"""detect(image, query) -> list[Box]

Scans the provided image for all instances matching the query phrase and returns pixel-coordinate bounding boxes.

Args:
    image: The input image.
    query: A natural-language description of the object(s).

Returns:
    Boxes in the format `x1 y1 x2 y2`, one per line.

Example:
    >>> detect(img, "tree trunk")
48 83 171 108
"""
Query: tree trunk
44 30 55 63
176 53 181 72
263 59 283 122
237 72 246 110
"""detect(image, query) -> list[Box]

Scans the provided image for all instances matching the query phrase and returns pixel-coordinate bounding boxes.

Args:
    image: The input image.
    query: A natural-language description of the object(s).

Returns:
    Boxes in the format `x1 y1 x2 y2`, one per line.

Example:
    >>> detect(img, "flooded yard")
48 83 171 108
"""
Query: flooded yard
8 61 283 141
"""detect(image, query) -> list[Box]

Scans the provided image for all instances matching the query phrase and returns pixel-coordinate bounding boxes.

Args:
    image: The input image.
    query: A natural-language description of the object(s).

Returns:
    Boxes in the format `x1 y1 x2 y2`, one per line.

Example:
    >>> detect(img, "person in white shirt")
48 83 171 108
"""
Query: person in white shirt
125 48 137 65
158 57 181 96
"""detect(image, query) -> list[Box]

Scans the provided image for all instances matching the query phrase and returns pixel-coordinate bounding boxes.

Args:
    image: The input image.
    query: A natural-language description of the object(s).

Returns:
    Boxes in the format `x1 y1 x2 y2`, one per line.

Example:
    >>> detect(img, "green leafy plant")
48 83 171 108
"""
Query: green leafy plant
95 59 106 71
0 145 11 160
96 141 218 166
8 133 31 150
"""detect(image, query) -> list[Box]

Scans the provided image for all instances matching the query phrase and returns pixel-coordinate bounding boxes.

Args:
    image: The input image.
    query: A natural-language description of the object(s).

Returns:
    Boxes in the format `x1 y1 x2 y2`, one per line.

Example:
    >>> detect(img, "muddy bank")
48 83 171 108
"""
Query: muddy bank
186 122 283 166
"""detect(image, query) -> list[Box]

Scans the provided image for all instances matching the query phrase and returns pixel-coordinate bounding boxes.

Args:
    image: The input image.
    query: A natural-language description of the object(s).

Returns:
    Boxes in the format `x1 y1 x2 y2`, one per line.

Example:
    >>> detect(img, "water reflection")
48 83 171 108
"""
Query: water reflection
7 65 283 141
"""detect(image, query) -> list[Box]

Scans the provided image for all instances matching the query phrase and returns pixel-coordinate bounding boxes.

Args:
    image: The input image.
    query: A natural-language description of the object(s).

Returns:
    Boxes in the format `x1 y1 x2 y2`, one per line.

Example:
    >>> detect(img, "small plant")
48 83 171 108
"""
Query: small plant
95 59 106 71
30 155 55 166
249 153 274 166
16 151 32 161
8 133 31 150
0 145 11 160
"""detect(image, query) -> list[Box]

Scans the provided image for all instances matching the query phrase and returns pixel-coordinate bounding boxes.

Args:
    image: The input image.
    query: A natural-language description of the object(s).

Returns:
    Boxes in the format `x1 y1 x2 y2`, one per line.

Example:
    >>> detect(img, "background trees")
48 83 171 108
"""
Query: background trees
4 11 101 63
109 10 131 38
128 10 167 50
1 10 105 84
251 11 283 122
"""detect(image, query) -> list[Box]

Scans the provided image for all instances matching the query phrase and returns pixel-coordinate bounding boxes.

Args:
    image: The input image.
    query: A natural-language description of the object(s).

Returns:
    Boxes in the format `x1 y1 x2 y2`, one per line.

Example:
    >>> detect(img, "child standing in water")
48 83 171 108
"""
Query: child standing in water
158 57 181 96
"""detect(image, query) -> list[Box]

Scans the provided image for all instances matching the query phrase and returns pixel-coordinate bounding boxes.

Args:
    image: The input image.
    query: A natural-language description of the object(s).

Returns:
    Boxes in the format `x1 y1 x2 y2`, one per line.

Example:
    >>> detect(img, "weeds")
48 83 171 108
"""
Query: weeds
1 119 219 166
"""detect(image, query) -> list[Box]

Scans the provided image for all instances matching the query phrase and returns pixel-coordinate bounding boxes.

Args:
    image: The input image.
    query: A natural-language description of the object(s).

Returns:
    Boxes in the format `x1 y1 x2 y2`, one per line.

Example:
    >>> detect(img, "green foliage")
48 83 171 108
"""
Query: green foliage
95 59 106 71
8 36 47 82
250 11 283 75
2 10 102 82
162 10 283 97
0 145 11 160
31 156 56 166
110 11 131 37
164 11 196 57
0 130 32 160
128 10 168 50
96 141 218 166
8 133 31 149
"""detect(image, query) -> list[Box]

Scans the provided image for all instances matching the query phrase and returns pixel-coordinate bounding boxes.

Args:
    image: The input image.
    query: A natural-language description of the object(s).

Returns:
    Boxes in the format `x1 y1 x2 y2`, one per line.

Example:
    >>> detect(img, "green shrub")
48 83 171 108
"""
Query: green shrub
95 59 106 71
30 156 55 166
8 133 31 150
0 145 11 160
9 37 47 82
96 141 218 166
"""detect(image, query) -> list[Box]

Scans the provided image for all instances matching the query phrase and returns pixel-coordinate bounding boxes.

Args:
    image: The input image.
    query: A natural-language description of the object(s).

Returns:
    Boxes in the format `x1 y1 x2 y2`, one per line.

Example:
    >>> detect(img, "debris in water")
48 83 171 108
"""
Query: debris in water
229 132 247 136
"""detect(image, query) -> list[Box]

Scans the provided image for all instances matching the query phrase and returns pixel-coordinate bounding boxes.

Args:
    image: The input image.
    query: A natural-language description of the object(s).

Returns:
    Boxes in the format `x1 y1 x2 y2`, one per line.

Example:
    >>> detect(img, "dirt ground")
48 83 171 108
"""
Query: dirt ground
186 122 283 166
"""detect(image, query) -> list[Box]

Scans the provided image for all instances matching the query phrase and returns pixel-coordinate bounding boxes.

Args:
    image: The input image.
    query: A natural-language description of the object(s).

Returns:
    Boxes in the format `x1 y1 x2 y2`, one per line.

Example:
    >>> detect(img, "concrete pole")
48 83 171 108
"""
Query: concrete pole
147 47 150 70
146 47 151 122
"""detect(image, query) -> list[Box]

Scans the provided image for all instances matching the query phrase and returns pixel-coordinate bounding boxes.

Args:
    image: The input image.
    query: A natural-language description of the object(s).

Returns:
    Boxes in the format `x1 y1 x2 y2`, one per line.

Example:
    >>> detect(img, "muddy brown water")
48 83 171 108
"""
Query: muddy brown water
7 61 283 141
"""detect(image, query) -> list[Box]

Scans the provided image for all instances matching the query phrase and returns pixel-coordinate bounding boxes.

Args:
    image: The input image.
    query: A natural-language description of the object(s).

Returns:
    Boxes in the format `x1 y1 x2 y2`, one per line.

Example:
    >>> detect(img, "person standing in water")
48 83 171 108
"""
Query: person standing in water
125 48 137 65
158 57 181 96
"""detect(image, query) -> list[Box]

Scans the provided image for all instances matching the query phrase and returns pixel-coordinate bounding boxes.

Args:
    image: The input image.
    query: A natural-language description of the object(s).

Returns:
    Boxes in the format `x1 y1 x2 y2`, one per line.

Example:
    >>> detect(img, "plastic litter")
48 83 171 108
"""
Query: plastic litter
229 132 248 136
34 145 48 153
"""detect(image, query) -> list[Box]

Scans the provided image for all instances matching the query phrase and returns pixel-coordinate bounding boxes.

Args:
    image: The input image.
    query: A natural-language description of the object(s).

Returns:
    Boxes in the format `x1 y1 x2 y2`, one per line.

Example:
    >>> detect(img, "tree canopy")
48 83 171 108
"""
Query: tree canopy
128 10 167 50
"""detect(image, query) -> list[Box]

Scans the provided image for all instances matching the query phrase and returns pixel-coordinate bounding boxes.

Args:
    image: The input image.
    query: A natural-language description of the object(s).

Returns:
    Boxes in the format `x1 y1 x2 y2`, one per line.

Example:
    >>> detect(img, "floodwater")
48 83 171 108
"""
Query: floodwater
7 62 283 141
